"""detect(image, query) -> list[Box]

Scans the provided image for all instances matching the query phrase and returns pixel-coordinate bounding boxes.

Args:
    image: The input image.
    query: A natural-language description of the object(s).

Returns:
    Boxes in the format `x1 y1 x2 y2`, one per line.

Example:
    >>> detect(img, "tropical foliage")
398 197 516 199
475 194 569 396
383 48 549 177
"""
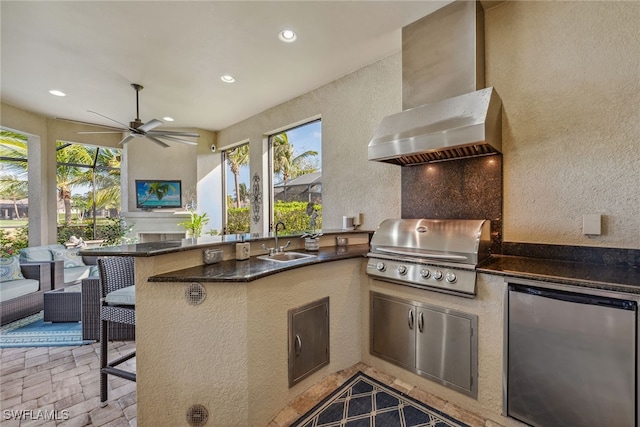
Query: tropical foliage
0 130 29 220
0 227 28 258
271 132 318 186
226 201 322 235
178 209 209 237
227 144 250 208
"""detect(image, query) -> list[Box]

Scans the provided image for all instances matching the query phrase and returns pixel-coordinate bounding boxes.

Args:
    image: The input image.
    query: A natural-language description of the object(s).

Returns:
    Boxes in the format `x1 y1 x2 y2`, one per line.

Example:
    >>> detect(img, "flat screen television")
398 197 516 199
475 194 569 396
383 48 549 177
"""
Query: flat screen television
135 180 182 210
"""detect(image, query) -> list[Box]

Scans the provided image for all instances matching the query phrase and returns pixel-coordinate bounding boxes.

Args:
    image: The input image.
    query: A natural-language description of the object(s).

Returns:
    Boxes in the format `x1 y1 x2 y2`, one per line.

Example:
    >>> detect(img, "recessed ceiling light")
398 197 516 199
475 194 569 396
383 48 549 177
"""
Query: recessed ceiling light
163 117 174 122
49 89 66 97
221 75 236 83
278 29 297 43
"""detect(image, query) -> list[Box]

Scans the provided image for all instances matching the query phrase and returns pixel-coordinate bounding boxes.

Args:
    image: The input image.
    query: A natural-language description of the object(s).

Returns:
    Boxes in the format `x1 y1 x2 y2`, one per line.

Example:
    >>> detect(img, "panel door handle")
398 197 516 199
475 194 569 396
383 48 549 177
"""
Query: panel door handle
295 334 302 356
418 311 424 333
408 309 414 330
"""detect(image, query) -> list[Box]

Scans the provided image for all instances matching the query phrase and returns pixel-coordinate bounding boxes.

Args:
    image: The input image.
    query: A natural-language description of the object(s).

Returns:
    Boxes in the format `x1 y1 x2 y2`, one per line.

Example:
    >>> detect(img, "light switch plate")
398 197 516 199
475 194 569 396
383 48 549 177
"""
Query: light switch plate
582 214 602 235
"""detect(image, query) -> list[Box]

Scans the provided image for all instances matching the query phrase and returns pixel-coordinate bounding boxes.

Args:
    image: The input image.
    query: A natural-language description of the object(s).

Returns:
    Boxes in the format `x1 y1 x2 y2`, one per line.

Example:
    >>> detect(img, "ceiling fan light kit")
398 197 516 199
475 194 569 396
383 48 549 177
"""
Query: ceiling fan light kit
57 83 199 148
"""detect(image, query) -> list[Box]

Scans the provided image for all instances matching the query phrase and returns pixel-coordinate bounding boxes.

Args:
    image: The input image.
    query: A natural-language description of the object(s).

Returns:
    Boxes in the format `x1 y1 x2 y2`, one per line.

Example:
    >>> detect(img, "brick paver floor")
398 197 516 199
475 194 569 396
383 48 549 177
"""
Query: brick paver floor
0 341 136 427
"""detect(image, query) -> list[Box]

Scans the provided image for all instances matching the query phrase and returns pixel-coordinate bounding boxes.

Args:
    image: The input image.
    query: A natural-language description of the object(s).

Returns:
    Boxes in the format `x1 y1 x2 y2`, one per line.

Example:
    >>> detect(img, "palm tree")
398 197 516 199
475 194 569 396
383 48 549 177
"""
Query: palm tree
92 148 121 215
56 142 94 224
0 176 28 218
227 144 249 208
0 130 28 177
272 133 318 186
238 182 249 206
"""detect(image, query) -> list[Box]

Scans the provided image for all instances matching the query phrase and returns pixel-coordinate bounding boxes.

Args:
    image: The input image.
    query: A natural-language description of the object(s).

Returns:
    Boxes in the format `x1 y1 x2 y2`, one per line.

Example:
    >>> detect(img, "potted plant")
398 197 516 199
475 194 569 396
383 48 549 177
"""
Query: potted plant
178 210 209 238
301 202 322 251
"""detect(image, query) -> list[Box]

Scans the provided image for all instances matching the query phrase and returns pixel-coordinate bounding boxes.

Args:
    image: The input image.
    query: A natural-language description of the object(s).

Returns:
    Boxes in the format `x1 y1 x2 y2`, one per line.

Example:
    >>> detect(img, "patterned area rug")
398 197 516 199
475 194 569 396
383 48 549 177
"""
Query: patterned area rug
0 312 92 348
292 372 469 427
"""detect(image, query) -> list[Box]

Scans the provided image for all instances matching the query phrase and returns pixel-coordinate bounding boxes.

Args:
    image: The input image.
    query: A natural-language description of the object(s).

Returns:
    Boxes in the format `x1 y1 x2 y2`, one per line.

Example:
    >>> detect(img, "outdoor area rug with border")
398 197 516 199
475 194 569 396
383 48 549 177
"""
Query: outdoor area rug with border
0 311 92 348
291 371 470 427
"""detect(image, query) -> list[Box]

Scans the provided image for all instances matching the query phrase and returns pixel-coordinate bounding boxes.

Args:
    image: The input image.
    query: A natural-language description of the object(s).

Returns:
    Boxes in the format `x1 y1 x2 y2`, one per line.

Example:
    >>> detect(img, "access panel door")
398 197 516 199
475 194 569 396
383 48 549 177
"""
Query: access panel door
371 293 416 370
416 305 476 396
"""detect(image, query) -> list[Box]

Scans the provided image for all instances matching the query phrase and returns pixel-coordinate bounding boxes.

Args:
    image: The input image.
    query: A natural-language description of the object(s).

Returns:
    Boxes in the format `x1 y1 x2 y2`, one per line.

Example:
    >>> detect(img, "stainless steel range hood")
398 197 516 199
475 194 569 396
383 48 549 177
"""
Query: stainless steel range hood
368 0 502 166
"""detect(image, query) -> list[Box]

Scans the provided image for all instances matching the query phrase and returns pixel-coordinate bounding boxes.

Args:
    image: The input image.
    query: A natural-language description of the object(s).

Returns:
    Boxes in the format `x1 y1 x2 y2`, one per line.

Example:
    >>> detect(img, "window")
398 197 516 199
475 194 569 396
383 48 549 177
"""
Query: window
269 120 322 233
0 129 29 256
222 143 250 234
56 141 121 241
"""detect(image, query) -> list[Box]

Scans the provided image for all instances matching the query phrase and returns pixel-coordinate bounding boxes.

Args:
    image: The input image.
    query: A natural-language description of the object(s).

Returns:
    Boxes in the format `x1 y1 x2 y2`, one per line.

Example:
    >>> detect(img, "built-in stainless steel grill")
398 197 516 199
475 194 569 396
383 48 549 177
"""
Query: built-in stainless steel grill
366 218 491 297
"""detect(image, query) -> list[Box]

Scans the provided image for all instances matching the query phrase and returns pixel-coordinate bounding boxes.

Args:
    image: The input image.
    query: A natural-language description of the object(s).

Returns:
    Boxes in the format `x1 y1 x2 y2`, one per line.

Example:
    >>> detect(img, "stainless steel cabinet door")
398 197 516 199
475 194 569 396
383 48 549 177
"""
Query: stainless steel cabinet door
371 293 416 369
416 307 474 394
289 297 329 387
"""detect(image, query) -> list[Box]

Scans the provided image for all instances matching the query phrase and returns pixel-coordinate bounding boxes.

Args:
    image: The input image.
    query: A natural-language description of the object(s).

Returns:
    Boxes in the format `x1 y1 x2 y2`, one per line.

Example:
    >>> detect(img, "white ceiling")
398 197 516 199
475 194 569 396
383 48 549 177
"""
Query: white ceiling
1 1 450 133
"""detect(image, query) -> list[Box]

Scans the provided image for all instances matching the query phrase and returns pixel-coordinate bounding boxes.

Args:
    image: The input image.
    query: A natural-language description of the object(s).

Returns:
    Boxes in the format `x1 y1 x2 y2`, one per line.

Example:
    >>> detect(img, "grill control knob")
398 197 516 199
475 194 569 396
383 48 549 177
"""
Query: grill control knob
376 262 386 272
397 265 407 275
445 272 457 283
420 268 431 279
433 270 443 281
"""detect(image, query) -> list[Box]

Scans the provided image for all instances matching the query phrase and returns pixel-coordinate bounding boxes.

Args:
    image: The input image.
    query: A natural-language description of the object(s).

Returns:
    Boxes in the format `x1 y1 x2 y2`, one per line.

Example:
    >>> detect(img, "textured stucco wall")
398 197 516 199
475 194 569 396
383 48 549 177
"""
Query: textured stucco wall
217 54 403 231
486 1 640 248
136 257 363 426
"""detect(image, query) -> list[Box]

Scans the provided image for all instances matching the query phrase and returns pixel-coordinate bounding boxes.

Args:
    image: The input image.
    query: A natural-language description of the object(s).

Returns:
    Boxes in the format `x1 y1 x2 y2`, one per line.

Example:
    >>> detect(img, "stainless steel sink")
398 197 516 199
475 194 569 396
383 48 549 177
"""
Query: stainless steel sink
257 252 316 263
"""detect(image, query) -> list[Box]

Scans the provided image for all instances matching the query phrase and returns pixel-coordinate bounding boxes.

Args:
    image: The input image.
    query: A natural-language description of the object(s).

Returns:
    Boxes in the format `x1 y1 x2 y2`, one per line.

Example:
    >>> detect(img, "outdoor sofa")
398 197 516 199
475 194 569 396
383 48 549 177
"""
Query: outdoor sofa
0 257 52 325
19 244 99 288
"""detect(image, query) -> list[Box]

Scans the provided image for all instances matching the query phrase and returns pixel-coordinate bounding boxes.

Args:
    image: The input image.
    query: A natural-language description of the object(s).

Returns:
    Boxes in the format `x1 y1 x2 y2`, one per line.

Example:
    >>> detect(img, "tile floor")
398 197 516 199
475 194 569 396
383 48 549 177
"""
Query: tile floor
1 343 496 427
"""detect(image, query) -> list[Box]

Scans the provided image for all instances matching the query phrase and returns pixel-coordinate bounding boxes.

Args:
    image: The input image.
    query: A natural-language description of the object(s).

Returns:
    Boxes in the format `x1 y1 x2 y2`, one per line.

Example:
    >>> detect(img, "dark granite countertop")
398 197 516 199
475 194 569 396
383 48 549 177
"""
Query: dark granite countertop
480 255 640 294
80 229 373 257
148 244 370 283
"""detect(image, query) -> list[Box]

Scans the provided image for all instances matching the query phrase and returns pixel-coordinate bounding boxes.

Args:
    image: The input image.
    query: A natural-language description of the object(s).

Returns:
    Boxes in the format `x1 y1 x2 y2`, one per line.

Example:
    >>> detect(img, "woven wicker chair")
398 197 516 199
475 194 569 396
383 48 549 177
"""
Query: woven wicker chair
98 257 136 405
81 277 135 341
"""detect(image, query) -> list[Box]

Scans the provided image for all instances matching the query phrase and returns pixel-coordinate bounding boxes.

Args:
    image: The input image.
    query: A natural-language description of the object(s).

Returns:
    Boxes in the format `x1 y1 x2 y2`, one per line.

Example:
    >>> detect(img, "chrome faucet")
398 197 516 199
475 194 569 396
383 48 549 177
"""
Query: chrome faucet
274 221 286 250
274 221 290 253
261 221 290 255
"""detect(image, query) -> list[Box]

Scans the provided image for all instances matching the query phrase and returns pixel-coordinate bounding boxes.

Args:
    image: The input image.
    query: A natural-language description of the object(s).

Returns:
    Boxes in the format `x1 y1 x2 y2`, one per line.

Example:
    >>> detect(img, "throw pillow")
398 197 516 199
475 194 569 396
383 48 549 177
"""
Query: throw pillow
0 256 25 282
50 248 86 268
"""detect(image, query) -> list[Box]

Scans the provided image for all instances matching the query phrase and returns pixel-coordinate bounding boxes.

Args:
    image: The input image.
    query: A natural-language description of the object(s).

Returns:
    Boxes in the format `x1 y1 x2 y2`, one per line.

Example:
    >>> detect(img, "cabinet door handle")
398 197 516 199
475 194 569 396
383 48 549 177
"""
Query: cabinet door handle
408 309 414 330
418 311 424 333
295 334 302 356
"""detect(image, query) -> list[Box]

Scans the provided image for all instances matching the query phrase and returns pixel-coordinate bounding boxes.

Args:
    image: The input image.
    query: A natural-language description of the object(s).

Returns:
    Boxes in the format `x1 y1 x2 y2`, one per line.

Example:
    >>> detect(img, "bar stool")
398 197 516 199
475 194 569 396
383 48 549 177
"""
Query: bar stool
98 256 136 405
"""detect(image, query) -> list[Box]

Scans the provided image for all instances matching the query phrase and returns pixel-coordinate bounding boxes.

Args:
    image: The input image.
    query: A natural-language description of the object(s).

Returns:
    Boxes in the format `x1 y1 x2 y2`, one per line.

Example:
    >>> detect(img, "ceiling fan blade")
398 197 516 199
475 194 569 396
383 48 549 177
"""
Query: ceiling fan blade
146 136 171 148
77 131 126 134
152 134 198 146
148 130 200 138
138 119 164 133
56 117 126 131
119 134 136 145
88 110 136 131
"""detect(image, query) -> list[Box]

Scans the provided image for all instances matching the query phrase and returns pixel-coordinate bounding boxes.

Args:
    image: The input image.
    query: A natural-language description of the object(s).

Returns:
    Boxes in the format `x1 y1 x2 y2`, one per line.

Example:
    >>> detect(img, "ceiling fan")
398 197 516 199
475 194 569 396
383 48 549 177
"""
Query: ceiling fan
58 83 199 148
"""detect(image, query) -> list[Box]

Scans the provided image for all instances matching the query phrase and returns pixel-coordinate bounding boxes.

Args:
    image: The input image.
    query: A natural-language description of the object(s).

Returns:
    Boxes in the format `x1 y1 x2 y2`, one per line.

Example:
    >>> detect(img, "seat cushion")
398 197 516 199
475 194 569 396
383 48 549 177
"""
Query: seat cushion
105 286 135 306
50 247 86 268
0 278 40 302
0 256 25 282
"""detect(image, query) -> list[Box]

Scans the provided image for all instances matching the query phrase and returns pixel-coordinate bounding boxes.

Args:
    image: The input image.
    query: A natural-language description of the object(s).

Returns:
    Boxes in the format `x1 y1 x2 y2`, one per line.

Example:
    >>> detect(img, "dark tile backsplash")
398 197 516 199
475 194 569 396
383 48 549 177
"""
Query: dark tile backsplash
401 155 503 254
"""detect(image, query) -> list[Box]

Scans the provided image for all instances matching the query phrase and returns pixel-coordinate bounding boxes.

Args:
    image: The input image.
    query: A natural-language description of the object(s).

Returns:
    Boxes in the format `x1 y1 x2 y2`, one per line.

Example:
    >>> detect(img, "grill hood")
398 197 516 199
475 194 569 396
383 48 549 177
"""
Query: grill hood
368 1 502 166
